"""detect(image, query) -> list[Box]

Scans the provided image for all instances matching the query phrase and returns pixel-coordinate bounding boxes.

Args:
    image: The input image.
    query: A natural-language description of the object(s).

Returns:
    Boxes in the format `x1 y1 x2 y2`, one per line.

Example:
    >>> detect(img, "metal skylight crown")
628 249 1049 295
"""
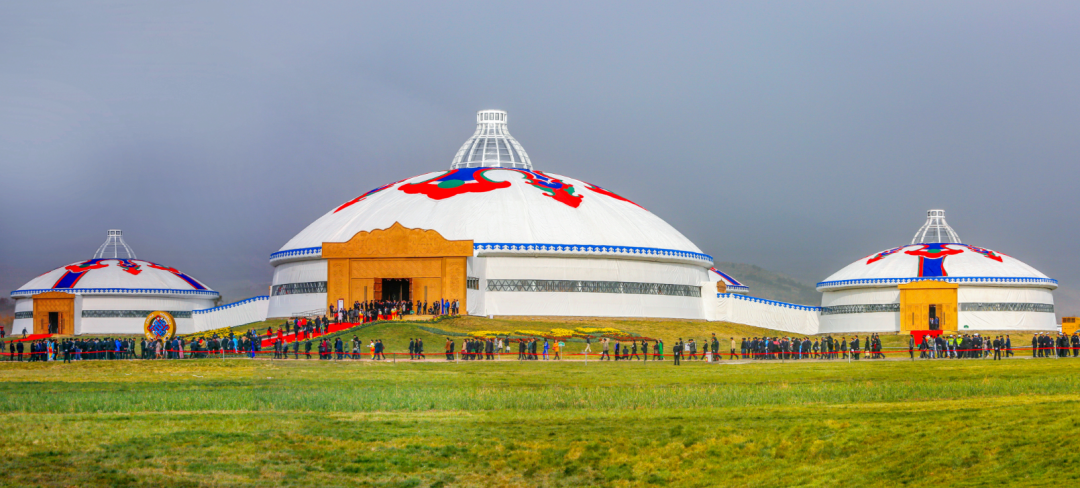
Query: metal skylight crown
911 209 962 244
450 109 532 170
93 229 137 259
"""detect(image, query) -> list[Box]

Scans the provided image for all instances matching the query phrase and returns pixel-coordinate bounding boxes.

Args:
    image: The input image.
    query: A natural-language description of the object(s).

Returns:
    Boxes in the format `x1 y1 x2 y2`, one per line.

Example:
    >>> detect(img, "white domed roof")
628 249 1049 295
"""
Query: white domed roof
818 211 1055 291
272 110 711 268
10 231 218 299
12 258 218 298
272 168 710 266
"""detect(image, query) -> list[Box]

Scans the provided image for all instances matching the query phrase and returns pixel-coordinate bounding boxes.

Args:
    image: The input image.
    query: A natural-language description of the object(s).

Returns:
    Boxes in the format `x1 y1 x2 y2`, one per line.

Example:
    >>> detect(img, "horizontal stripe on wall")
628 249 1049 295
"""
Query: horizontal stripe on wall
820 304 901 315
271 281 328 296
960 302 1054 313
819 302 1055 315
81 310 193 319
487 279 700 297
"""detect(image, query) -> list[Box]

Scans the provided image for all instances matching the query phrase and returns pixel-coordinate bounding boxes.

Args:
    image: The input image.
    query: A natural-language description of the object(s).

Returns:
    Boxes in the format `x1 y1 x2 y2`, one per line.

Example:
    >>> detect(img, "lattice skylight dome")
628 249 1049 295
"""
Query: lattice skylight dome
450 110 532 169
912 209 962 244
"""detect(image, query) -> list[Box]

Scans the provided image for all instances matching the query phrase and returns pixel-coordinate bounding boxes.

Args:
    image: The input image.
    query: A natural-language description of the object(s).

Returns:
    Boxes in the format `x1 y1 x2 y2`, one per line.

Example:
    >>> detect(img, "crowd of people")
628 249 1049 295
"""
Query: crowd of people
328 298 461 323
4 324 1079 363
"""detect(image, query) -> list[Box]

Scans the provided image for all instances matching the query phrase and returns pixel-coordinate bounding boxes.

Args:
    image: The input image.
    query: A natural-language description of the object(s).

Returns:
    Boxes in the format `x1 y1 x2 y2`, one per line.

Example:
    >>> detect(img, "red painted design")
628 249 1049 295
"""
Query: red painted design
516 170 582 208
867 246 904 264
903 243 965 259
334 179 406 213
399 168 511 200
961 245 1004 262
583 182 643 209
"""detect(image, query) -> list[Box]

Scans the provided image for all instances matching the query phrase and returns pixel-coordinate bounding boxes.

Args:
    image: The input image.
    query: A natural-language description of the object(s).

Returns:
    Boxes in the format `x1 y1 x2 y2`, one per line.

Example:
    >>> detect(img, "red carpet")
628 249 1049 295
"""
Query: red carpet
910 330 943 345
258 322 362 347
8 333 54 343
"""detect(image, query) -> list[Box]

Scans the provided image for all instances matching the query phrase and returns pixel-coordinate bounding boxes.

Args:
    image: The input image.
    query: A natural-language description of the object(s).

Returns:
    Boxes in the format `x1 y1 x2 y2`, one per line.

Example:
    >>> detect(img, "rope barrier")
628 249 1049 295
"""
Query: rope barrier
3 346 1079 361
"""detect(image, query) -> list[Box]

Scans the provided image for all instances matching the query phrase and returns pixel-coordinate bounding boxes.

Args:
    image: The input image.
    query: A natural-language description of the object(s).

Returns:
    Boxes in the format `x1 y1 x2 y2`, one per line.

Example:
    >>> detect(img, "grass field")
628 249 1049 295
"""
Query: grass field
1 343 1079 487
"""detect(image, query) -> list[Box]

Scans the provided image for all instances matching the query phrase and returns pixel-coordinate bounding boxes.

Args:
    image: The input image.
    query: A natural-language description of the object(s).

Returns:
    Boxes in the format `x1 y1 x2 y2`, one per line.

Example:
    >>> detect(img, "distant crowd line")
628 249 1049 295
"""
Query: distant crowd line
3 322 1079 363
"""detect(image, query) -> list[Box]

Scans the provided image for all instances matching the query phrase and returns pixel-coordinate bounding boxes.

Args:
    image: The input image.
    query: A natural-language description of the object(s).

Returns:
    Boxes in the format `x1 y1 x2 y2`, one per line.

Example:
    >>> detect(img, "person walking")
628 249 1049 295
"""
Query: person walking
673 339 682 366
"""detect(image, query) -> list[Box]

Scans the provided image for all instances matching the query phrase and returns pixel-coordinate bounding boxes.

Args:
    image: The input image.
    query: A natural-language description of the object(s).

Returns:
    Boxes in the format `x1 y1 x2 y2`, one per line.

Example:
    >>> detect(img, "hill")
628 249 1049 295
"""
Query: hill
0 298 12 329
715 261 821 306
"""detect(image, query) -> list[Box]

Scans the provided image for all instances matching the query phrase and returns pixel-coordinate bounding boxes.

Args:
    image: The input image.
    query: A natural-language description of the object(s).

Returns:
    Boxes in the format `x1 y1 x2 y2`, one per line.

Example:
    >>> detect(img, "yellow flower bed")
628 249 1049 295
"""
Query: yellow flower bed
574 327 626 336
514 329 548 337
184 327 233 340
548 328 577 338
468 330 504 337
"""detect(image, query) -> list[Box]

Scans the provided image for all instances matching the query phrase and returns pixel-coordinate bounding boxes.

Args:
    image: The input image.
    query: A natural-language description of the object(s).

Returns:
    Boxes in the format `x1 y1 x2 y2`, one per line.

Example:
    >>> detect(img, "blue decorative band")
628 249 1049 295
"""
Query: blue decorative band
718 293 821 312
816 276 1059 290
269 246 323 263
11 288 220 298
269 243 713 265
710 268 745 287
473 242 713 263
193 296 269 315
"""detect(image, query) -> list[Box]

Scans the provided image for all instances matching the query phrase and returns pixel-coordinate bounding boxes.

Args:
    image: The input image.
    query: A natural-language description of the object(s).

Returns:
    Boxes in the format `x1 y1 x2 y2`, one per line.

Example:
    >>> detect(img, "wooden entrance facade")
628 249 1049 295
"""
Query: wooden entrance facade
323 223 473 313
32 291 75 335
899 280 958 333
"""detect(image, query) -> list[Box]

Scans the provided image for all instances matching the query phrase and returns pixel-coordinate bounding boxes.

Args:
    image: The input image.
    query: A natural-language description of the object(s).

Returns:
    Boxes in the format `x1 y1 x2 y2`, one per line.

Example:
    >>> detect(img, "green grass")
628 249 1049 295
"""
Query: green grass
1 347 1079 487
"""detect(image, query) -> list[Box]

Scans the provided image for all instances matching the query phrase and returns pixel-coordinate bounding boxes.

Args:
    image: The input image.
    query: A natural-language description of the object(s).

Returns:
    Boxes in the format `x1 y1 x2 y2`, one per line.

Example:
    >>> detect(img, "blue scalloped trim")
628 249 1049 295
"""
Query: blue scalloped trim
816 276 1059 290
11 288 220 298
192 296 269 315
270 243 713 264
473 242 712 263
269 246 322 262
718 293 820 311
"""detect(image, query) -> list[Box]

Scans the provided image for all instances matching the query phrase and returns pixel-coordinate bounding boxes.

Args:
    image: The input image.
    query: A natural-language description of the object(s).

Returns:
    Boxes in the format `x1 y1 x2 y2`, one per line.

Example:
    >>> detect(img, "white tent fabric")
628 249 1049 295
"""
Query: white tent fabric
821 288 901 307
193 296 269 332
817 312 899 334
482 257 705 284
485 292 704 319
273 169 706 265
267 293 325 319
957 287 1054 304
957 311 1056 331
714 294 819 336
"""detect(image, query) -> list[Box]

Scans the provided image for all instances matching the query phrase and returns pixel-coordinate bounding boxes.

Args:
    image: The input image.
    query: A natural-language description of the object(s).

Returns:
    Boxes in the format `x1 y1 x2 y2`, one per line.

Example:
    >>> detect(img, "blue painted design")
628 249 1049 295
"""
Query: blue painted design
473 242 713 263
918 257 947 277
710 268 745 287
149 316 171 337
11 288 220 298
269 246 323 262
193 296 269 315
816 276 1059 290
270 242 713 264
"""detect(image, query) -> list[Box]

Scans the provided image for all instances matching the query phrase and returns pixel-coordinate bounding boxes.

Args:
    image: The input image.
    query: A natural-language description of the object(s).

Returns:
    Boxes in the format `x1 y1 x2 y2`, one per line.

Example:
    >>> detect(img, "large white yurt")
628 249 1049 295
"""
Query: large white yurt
268 110 728 320
11 230 219 335
817 210 1057 333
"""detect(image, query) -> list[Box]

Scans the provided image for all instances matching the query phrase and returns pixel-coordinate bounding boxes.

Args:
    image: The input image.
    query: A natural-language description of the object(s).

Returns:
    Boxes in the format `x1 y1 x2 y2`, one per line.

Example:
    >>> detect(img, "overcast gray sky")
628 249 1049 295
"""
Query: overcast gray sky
2 1 1078 314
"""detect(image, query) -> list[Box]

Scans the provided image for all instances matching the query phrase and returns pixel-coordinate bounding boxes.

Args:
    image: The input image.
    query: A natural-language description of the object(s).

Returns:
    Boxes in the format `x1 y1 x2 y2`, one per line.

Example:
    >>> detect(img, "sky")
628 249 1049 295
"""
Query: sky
1 1 1078 315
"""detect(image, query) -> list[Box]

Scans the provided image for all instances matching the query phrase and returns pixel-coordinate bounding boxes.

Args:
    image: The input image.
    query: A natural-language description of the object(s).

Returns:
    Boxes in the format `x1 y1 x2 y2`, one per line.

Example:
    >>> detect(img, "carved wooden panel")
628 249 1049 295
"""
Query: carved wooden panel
32 292 75 335
899 281 958 332
322 222 473 259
